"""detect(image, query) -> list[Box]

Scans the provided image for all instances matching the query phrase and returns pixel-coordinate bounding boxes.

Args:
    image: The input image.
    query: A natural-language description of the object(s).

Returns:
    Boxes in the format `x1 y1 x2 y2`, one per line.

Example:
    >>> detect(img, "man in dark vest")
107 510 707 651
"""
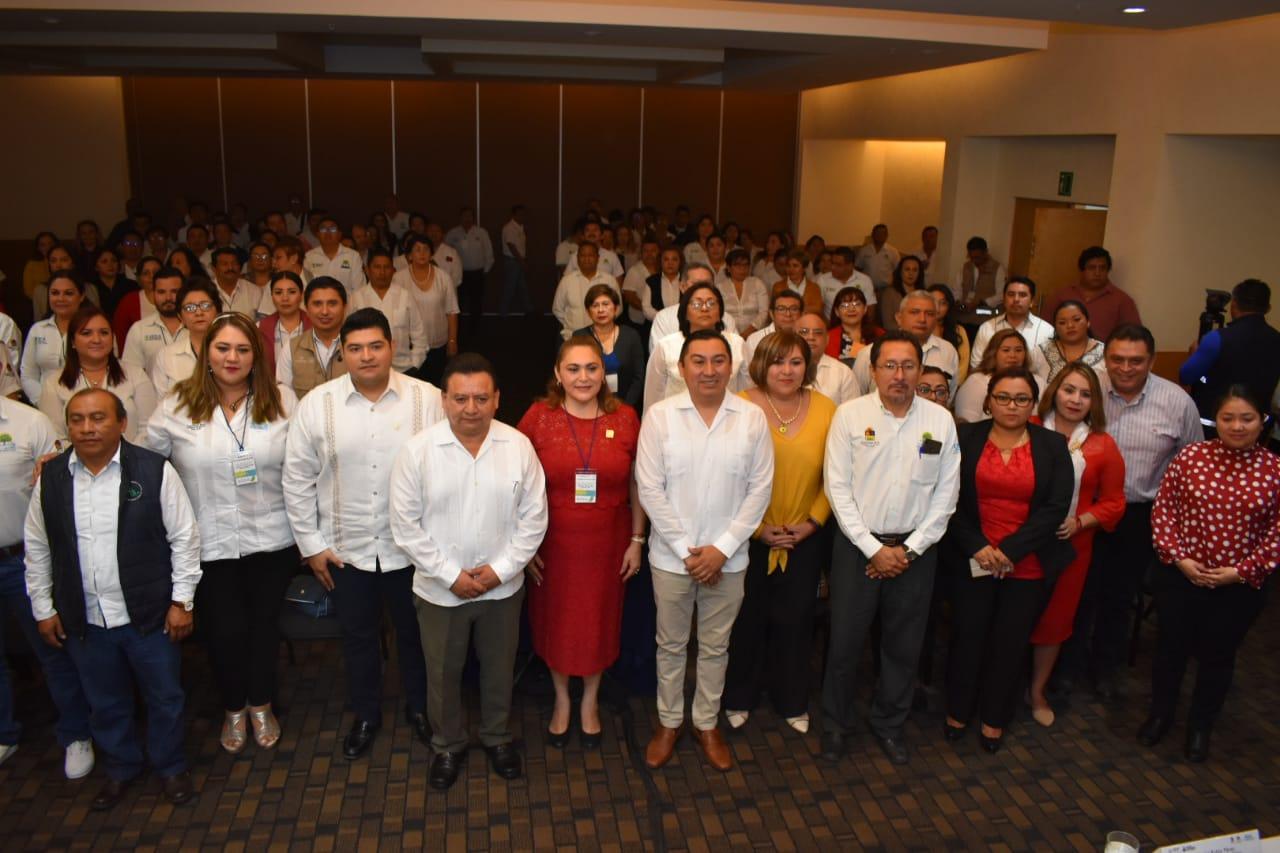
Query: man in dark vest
24 389 202 811
1180 279 1280 432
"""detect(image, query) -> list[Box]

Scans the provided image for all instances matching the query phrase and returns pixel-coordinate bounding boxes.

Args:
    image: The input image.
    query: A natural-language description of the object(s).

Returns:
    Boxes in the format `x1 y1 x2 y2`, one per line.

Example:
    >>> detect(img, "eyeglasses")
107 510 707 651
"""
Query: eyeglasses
122 240 141 247
773 305 801 315
876 361 918 374
836 301 863 310
318 226 339 234
917 384 950 399
991 393 1035 407
251 252 270 260
688 299 718 311
796 327 825 336
182 301 217 313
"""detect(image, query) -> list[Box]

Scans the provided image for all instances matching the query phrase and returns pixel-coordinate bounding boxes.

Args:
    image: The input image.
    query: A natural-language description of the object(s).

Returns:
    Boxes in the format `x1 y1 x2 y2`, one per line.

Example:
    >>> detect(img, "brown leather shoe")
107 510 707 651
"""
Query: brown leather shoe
90 777 134 811
161 771 197 805
693 726 733 772
644 724 682 769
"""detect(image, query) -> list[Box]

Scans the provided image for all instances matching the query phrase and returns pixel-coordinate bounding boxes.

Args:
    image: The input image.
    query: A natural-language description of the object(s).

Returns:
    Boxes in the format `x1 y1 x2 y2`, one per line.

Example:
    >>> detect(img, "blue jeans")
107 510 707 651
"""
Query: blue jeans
499 259 530 315
0 553 91 747
64 622 187 780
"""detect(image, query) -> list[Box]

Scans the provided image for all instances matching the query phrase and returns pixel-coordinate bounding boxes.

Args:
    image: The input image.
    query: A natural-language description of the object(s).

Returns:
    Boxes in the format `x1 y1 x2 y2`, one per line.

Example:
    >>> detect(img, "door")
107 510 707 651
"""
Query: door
1028 207 1108 309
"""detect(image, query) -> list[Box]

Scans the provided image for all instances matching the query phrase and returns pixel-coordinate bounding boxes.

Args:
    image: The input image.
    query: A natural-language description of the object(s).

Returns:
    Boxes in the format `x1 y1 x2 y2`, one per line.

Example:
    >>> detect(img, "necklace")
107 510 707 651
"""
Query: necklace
764 390 803 434
222 390 250 413
80 367 107 389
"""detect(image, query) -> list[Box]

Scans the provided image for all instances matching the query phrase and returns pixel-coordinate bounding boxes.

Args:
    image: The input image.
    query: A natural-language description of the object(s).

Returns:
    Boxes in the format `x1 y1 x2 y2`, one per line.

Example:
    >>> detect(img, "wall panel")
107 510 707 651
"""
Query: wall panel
720 90 798 239
124 76 222 230
306 79 394 230
561 85 642 227
220 78 309 223
394 81 476 227
640 87 720 222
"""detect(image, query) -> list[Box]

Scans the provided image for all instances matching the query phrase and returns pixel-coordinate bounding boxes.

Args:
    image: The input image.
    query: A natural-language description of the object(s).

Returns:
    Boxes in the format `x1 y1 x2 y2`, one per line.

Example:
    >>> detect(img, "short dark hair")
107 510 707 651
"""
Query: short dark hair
966 236 988 252
1232 278 1270 313
185 223 209 238
153 266 186 287
869 329 923 367
986 366 1041 403
583 283 619 311
366 247 395 266
677 283 725 337
922 225 938 235
67 387 127 422
1078 246 1112 271
770 288 804 312
177 278 220 309
268 270 304 292
305 276 348 305
832 246 856 264
211 246 241 266
1106 323 1155 355
441 352 498 390
340 307 391 345
921 365 950 382
1005 275 1037 298
1213 383 1268 420
726 248 750 266
678 328 731 363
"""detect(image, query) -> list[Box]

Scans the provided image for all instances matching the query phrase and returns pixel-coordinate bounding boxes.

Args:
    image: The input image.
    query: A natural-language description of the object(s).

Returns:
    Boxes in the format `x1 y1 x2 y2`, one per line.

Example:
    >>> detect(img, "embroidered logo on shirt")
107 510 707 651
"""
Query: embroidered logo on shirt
862 426 878 446
125 481 144 501
0 433 15 452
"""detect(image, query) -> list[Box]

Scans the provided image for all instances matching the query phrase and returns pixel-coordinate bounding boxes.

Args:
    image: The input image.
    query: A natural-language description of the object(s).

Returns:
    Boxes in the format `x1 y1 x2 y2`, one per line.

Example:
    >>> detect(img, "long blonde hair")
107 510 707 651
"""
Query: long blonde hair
173 312 286 424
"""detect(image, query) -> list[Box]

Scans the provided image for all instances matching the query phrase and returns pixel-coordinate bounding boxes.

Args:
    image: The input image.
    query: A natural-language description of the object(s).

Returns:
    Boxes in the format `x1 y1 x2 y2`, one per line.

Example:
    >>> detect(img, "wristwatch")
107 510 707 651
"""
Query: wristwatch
902 547 920 562
171 599 194 612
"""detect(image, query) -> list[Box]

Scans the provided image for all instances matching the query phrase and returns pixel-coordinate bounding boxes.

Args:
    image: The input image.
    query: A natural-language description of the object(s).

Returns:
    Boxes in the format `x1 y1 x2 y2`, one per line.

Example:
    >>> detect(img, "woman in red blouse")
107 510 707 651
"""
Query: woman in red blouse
518 335 644 751
1027 363 1126 727
944 367 1074 752
1142 386 1280 762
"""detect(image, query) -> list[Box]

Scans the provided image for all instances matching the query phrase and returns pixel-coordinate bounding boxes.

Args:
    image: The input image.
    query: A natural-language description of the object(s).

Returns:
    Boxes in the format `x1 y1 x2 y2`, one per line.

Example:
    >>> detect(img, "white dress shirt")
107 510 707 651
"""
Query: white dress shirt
644 331 750 413
444 225 495 273
854 242 901 290
566 247 624 280
350 283 431 372
0 343 17 398
386 210 410 241
392 268 460 350
718 277 771 334
851 335 960 397
145 388 298 562
121 315 186 379
554 239 577 268
811 355 859 406
303 245 368 297
969 313 1055 372
683 242 709 267
390 419 548 607
283 372 444 570
621 263 659 325
0 399 59 548
552 271 620 339
501 219 526 259
635 391 774 575
216 278 266 318
824 393 961 558
648 306 736 349
151 339 198 398
432 246 462 285
39 365 158 445
817 271 877 316
24 445 202 626
758 265 783 289
19 317 66 405
0 312 20 375
275 331 341 392
742 323 774 366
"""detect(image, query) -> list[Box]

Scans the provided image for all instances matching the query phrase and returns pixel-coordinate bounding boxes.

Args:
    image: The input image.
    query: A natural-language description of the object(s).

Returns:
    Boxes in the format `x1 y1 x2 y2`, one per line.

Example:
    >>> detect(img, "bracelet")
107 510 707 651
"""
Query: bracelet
630 535 646 544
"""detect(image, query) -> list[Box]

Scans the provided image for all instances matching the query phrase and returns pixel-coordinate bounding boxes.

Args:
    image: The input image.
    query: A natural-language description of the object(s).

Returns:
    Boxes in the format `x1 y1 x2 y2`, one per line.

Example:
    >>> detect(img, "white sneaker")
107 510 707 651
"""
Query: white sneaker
64 739 94 780
0 743 16 766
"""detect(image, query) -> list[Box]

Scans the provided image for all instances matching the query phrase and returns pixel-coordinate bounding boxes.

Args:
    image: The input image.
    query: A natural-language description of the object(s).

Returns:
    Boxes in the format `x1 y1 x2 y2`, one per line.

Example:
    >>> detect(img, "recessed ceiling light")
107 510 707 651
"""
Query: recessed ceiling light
1122 6 1146 12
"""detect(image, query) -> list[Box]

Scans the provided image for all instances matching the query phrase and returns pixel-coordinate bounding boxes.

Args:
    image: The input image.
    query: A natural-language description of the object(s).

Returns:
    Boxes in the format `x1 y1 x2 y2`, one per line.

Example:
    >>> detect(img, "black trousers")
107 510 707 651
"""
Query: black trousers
946 574 1049 729
331 562 428 725
724 536 823 717
196 545 298 711
821 535 936 738
1065 501 1152 680
1150 565 1268 729
417 346 448 387
461 269 486 318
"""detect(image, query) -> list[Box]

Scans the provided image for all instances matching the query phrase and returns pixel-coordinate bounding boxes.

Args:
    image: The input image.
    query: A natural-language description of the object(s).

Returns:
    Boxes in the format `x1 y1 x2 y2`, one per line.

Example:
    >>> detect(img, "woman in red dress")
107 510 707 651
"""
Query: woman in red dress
518 334 644 750
1027 363 1125 726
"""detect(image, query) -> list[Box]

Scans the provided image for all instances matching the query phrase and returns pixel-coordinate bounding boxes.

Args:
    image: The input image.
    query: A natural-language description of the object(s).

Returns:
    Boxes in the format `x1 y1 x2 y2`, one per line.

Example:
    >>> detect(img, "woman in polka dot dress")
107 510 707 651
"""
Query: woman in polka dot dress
1142 385 1280 762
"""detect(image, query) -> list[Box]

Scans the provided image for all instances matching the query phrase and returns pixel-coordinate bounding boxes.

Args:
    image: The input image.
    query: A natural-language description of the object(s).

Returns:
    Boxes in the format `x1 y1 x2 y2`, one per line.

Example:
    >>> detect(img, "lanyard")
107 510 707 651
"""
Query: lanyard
222 393 252 451
563 403 600 470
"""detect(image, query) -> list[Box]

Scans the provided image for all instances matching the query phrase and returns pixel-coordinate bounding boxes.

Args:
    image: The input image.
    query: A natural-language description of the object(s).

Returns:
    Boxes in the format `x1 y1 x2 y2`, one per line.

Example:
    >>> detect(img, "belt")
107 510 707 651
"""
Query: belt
0 542 23 561
871 532 914 547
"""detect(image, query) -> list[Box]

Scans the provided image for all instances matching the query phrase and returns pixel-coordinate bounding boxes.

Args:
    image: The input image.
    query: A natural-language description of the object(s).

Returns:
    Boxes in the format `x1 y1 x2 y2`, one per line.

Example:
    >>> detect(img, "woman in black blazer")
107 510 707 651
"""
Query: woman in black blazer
943 367 1074 753
575 283 645 412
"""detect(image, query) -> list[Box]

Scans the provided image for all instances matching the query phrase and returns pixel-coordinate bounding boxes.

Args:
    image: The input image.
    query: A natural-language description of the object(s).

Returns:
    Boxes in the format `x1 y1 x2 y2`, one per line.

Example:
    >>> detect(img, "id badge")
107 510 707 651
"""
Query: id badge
574 469 598 504
606 373 619 393
231 450 259 486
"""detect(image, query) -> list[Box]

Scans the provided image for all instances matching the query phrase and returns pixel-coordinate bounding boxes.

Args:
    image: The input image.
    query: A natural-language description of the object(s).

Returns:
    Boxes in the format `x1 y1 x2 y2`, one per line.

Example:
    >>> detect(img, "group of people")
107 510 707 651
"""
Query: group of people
1 197 1277 818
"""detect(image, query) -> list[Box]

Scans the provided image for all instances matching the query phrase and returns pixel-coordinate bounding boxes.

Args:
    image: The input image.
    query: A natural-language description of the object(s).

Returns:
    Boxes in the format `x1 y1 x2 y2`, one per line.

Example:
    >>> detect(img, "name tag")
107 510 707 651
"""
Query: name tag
574 469 598 504
606 373 619 393
231 450 259 486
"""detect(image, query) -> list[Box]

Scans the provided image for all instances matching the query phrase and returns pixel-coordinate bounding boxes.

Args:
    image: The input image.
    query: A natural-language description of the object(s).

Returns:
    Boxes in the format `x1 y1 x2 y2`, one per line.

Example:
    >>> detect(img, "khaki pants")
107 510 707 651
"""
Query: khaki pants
415 589 524 754
652 568 746 731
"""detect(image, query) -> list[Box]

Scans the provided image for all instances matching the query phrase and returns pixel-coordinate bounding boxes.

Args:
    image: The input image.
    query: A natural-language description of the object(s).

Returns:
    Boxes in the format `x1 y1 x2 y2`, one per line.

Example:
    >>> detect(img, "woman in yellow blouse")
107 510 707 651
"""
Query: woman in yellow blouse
723 329 837 734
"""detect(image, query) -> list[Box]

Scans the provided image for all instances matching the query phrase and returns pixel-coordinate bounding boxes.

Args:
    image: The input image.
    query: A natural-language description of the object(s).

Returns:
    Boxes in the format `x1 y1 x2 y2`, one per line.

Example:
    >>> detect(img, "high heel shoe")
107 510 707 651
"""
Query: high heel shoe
546 725 571 749
249 705 281 749
978 727 1004 754
943 722 968 742
785 714 810 734
579 725 602 751
221 708 249 754
725 710 749 730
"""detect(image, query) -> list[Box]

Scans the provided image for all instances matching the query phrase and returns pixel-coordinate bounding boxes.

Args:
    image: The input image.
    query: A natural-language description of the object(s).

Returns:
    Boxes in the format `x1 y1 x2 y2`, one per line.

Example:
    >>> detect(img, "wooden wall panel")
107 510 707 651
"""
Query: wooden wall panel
719 90 797 240
394 81 476 226
561 85 642 228
219 78 309 224
640 87 720 223
123 76 222 230
306 79 394 230
478 83 560 312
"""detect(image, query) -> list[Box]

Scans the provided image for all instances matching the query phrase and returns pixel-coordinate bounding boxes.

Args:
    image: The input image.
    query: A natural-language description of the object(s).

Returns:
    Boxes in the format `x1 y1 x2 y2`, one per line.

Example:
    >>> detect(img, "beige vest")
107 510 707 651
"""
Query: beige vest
291 333 348 399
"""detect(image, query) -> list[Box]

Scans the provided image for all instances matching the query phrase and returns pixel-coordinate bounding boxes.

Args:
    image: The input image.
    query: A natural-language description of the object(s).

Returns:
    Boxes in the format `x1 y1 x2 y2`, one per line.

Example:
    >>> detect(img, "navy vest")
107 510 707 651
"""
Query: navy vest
1192 313 1280 421
39 440 175 637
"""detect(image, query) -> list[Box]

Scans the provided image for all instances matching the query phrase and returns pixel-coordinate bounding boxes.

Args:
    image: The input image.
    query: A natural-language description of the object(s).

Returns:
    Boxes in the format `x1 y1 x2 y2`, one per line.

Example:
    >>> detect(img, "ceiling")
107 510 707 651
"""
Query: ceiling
0 1 1273 90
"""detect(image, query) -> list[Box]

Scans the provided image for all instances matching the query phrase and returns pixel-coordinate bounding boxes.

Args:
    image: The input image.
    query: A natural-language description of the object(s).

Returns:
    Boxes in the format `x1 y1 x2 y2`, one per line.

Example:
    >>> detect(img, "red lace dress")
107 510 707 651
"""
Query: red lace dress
517 401 640 675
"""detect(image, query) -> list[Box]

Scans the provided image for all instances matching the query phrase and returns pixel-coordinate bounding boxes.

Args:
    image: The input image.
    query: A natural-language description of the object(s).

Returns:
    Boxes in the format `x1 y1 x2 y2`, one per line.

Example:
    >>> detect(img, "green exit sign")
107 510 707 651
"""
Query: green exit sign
1058 171 1074 197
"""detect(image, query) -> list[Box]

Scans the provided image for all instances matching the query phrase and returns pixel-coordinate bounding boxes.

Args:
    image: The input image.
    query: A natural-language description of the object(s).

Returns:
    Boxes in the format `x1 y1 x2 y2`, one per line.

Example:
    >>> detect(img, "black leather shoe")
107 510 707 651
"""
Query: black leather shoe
161 771 197 805
429 750 467 790
91 777 134 811
485 742 523 779
578 726 602 751
1185 728 1211 763
873 732 909 765
1137 716 1172 748
819 731 845 762
342 719 379 759
978 731 1004 754
943 722 968 742
405 707 432 747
